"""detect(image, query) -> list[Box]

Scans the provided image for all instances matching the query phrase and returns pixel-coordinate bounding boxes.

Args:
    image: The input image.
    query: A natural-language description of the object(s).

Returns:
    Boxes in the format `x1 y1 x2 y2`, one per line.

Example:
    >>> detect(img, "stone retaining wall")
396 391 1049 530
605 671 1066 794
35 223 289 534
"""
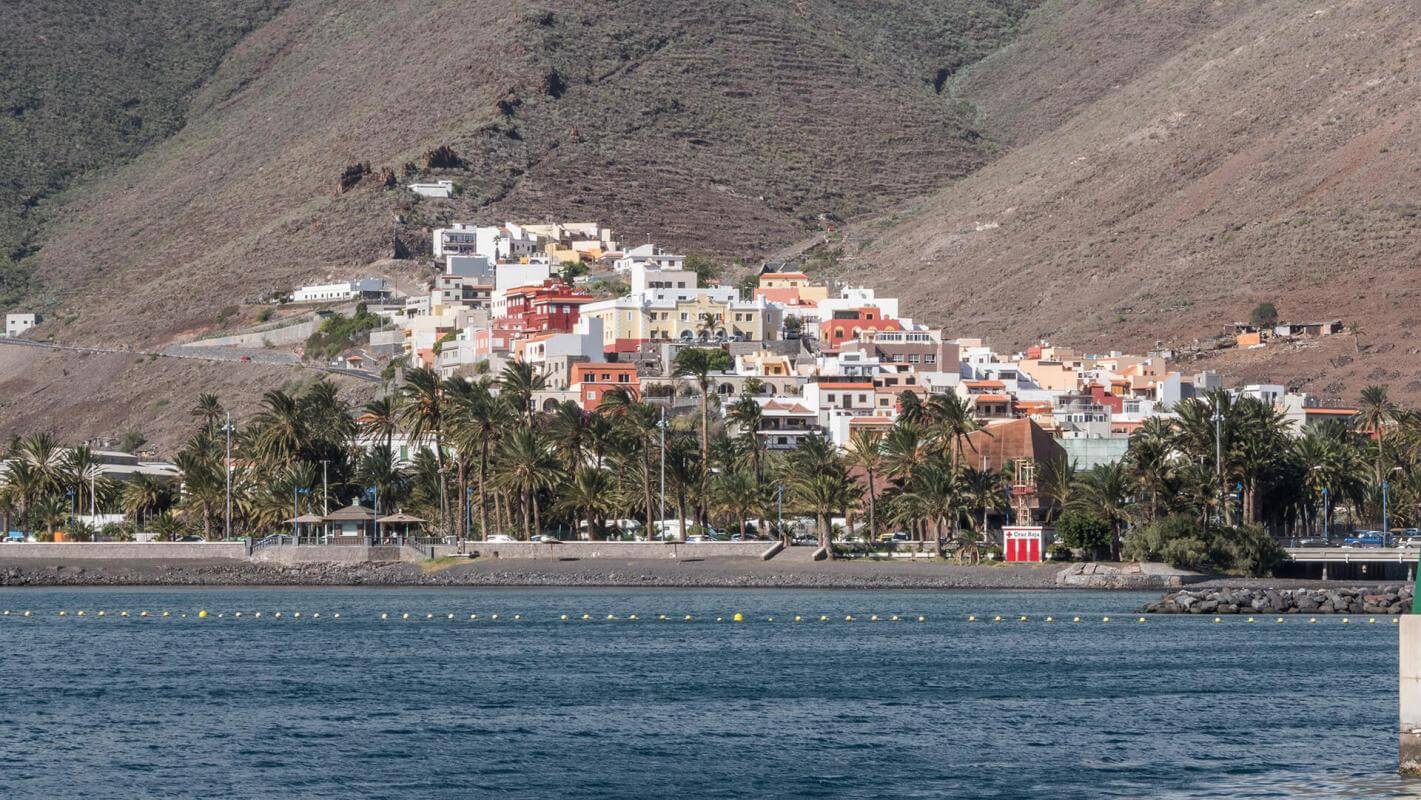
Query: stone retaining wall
251 545 406 564
0 543 248 560
438 541 776 560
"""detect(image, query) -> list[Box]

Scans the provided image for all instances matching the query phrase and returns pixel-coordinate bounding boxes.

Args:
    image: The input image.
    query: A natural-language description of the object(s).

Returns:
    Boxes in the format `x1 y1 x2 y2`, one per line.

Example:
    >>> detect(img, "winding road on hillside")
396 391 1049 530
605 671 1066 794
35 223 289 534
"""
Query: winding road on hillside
0 337 379 383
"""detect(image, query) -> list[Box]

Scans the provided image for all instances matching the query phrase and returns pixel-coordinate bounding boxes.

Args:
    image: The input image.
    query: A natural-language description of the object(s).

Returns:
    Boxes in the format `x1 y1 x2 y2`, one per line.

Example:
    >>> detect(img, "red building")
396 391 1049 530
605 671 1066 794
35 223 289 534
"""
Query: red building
819 307 903 351
501 280 596 335
570 362 640 411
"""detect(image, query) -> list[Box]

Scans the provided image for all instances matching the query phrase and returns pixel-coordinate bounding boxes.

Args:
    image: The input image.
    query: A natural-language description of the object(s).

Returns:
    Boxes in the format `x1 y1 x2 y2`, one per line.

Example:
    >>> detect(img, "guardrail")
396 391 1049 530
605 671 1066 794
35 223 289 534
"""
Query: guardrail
1286 547 1421 563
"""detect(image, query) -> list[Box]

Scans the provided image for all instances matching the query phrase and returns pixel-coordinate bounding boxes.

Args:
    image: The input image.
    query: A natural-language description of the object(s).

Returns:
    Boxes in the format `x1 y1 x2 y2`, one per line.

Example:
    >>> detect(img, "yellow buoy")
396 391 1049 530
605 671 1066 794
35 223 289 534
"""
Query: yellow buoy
607 614 616 620
1213 617 1222 623
381 613 389 620
1276 618 1284 624
716 617 723 622
732 612 744 622
98 611 106 617
820 615 829 622
1072 616 1080 623
424 614 432 620
560 614 568 621
198 610 208 618
918 616 925 623
140 611 148 617
684 615 692 621
767 617 774 622
1102 617 1110 623
77 611 85 617
274 613 282 619
1019 616 1027 622
1342 617 1350 624
120 611 128 617
659 614 668 621
2 610 8 616
582 614 590 620
872 615 880 622
58 611 66 617
1138 617 1146 623
629 614 637 621
891 615 899 621
254 612 261 618
492 614 500 620
1309 618 1317 624
1395 617 1402 625
294 613 301 619
794 615 802 622
1369 618 1377 625
993 615 1002 623
967 615 976 622
845 615 854 622
1045 616 1053 623
402 613 410 620
333 613 340 619
1247 617 1255 623
23 611 31 617
448 614 455 620
234 612 242 618
162 612 170 617
514 614 521 621
312 613 319 619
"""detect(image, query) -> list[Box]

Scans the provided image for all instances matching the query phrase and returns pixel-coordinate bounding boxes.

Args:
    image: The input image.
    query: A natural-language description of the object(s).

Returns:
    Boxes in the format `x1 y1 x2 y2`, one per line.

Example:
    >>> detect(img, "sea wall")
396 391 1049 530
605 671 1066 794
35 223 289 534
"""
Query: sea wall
1144 585 1413 614
444 541 779 560
250 545 408 565
0 543 248 560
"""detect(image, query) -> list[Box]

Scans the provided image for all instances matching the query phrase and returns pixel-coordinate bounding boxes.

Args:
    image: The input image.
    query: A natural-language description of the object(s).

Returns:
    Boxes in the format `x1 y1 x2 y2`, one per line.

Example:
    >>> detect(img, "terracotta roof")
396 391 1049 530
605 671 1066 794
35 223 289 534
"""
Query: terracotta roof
820 382 874 390
1304 407 1357 415
963 380 1005 388
974 394 1012 403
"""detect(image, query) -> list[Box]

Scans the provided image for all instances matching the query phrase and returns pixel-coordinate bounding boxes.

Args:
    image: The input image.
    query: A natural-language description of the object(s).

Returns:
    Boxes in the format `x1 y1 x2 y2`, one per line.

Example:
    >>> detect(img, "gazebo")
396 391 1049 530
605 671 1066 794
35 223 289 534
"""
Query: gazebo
323 502 376 543
286 512 325 543
377 511 425 544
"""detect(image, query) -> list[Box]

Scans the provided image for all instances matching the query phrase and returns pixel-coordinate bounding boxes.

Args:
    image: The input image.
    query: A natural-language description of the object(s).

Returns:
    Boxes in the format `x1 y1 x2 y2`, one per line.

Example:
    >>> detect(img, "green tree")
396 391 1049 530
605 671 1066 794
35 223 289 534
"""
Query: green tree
1249 302 1278 328
1055 510 1111 560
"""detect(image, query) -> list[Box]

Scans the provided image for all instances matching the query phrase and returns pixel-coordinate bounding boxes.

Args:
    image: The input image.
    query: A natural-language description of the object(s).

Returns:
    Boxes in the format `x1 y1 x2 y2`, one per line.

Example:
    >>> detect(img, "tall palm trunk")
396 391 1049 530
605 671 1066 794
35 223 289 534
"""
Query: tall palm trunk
532 492 542 538
641 443 654 536
520 489 531 540
456 459 468 546
434 429 449 534
819 511 835 561
866 466 878 541
478 439 490 541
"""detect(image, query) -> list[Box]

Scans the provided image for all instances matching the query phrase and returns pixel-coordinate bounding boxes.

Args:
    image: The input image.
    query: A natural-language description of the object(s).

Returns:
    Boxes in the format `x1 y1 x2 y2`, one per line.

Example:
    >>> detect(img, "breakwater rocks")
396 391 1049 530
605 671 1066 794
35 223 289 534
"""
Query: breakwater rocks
1144 585 1414 615
1056 562 1204 589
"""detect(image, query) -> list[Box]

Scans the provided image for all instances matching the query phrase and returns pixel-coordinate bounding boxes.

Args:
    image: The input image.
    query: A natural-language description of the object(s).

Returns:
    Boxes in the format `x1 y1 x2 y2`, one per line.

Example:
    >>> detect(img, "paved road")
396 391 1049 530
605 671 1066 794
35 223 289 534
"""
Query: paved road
0 336 379 383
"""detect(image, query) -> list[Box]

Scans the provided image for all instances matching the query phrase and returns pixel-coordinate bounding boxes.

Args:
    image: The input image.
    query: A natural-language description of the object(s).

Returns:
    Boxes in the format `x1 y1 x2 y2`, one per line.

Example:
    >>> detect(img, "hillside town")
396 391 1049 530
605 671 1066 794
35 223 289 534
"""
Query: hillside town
282 219 1358 467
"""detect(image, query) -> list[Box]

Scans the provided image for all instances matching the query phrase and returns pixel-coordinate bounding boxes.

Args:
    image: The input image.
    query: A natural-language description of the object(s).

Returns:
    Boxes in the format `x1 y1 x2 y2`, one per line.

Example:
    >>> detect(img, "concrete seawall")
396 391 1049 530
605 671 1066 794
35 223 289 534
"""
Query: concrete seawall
0 543 248 560
440 541 781 560
251 545 409 564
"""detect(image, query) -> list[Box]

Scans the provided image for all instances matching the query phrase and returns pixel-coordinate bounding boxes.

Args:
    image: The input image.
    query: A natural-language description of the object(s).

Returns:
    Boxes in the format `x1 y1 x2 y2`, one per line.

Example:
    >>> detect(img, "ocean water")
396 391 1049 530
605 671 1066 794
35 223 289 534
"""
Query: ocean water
0 586 1411 799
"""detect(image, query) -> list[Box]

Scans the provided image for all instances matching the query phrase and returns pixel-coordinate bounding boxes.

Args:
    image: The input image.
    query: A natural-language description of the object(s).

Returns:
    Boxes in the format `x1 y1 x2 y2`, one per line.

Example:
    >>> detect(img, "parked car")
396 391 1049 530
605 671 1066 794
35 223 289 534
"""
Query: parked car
529 534 559 543
1294 538 1332 548
485 534 516 543
177 534 206 542
1342 531 1384 549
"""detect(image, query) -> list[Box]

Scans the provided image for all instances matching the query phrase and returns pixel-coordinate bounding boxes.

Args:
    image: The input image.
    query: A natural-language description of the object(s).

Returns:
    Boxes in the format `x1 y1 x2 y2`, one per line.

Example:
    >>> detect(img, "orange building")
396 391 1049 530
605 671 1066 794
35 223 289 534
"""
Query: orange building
569 362 640 411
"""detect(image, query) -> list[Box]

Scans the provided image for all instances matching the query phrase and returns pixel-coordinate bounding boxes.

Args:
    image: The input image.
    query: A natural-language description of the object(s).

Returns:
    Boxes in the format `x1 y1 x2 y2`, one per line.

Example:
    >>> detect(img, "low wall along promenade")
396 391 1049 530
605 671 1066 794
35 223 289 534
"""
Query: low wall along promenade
0 543 249 560
441 541 779 560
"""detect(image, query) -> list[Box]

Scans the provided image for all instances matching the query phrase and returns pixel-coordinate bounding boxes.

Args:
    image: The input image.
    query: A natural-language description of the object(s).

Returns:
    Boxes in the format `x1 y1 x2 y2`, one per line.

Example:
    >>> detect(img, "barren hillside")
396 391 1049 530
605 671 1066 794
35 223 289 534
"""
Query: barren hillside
840 0 1421 402
19 0 1035 347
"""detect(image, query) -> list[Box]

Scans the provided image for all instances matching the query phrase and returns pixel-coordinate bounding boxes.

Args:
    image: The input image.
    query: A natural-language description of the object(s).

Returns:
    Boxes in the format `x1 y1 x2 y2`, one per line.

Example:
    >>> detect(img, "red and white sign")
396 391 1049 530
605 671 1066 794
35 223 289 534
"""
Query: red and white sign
1003 526 1053 563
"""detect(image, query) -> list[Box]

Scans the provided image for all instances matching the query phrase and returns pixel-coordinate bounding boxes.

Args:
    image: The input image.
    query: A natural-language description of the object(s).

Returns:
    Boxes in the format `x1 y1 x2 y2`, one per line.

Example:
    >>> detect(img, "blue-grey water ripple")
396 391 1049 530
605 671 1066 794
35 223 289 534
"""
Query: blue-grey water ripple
0 586 1416 799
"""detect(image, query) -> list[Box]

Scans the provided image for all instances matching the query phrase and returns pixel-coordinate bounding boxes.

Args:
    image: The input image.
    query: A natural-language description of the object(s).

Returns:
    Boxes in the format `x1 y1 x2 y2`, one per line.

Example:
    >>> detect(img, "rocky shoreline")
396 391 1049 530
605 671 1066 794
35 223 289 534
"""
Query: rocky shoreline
1144 585 1414 615
0 557 1067 590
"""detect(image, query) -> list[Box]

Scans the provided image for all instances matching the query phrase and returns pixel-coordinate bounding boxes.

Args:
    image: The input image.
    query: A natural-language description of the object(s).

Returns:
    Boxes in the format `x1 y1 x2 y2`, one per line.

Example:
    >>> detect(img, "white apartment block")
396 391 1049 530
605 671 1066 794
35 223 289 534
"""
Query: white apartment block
408 180 455 198
291 278 389 304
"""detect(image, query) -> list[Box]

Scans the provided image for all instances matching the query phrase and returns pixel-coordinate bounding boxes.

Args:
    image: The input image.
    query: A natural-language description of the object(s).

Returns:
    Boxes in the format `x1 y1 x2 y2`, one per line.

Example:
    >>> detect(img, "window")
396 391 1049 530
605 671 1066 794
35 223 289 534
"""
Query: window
586 391 596 400
908 354 920 363
925 354 935 364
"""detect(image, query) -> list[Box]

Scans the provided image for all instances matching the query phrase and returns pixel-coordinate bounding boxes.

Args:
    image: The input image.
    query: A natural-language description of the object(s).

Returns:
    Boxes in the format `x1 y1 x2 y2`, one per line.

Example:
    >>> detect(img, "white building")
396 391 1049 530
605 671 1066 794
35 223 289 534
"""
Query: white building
613 243 685 273
4 313 38 337
408 180 455 198
291 278 390 304
445 254 494 278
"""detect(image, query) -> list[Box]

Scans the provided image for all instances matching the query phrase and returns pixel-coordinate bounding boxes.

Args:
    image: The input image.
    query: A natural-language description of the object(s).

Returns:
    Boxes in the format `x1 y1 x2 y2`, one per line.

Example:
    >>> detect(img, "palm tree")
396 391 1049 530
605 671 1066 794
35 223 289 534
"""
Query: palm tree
497 360 546 425
711 467 757 536
1036 456 1077 523
121 474 167 532
924 392 982 470
1126 417 1174 521
1358 385 1398 488
843 428 885 541
672 347 730 466
250 390 307 466
399 367 448 531
359 396 401 453
555 467 615 539
881 422 928 487
445 377 506 540
191 393 225 436
495 427 561 539
794 472 847 560
1075 462 1132 559
546 401 591 474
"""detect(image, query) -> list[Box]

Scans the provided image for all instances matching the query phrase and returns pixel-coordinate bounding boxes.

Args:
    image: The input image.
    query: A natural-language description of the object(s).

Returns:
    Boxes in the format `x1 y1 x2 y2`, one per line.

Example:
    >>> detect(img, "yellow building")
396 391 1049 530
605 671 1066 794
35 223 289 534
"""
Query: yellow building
582 295 782 353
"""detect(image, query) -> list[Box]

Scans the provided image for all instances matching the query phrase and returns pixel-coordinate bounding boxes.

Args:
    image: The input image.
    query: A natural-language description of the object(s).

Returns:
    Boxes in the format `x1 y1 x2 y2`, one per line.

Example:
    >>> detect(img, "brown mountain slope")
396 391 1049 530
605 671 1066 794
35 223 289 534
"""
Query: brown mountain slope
25 0 1035 348
841 0 1421 401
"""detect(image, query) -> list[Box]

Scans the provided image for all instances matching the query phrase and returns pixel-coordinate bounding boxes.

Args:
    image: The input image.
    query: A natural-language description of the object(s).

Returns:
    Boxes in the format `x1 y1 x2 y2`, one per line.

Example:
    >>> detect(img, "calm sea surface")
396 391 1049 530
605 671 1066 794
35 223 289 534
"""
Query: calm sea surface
0 587 1411 799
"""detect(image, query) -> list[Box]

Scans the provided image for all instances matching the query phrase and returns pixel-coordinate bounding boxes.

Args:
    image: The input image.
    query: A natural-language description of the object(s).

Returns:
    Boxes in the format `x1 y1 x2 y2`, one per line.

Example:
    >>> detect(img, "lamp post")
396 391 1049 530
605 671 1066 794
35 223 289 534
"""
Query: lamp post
659 406 667 541
292 487 309 540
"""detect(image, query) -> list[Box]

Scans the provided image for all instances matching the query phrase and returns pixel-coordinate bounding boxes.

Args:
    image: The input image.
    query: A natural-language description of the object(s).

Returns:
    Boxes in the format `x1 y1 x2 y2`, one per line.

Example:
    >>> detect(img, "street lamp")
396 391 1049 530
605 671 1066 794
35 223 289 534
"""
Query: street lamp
292 486 310 540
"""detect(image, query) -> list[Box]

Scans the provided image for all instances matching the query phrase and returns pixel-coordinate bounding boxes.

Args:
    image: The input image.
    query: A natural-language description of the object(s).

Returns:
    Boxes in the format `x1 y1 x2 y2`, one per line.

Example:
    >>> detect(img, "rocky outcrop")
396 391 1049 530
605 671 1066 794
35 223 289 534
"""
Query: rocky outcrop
1145 585 1414 615
1056 562 1206 589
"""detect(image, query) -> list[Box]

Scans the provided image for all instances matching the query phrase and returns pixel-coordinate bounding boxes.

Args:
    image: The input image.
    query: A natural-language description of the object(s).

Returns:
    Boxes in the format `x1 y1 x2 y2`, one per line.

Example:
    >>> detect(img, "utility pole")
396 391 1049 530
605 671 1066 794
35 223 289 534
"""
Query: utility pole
224 412 232 542
659 407 667 540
